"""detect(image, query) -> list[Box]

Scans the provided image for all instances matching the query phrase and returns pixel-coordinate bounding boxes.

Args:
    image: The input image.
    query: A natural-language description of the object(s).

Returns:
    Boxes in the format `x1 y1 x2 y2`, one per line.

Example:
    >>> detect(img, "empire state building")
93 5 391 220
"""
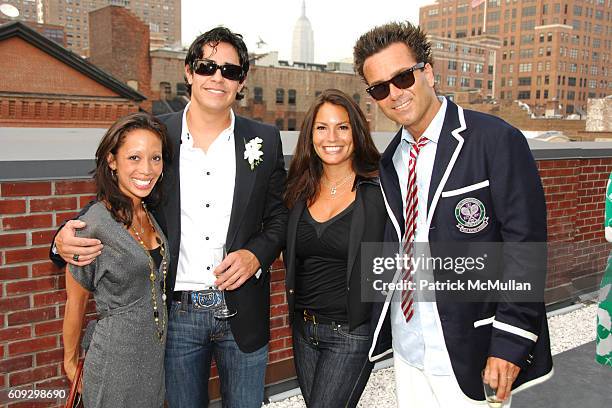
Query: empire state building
291 0 314 63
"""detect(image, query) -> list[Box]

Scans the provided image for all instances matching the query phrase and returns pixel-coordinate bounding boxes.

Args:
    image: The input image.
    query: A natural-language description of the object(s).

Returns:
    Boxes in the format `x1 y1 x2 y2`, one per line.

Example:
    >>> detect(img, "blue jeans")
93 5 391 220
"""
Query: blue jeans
292 317 374 408
164 301 268 408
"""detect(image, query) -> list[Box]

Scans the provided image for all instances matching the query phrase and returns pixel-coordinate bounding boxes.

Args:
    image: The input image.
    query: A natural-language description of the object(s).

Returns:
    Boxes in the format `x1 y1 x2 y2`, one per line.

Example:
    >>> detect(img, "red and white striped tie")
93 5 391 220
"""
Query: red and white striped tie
401 136 429 322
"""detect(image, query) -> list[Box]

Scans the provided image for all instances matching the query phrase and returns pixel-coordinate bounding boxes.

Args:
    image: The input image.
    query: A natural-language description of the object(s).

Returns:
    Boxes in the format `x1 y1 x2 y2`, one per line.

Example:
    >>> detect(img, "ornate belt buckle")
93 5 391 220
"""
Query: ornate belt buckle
191 290 222 309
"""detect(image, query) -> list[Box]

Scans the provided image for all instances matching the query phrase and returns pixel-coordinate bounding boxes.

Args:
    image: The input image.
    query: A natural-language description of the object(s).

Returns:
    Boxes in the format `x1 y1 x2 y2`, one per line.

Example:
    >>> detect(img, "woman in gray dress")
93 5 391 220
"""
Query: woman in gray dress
62 113 172 407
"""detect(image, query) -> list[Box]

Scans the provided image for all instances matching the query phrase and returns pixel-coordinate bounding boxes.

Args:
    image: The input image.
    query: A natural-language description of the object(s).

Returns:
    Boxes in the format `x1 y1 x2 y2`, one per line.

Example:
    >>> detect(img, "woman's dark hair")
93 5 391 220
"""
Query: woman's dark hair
93 112 172 226
184 26 250 100
285 89 380 209
353 21 433 81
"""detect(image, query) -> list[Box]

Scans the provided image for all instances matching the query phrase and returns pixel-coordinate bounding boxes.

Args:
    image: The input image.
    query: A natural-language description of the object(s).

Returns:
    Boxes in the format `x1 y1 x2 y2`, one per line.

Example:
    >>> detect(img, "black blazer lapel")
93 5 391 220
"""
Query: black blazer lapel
160 111 183 259
346 190 365 286
285 200 305 284
427 100 461 213
225 116 257 250
380 128 405 238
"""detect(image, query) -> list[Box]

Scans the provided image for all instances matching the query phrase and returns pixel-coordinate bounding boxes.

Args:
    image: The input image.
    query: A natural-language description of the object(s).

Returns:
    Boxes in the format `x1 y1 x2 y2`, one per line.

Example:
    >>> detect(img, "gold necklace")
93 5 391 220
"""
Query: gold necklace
131 202 167 341
321 172 355 196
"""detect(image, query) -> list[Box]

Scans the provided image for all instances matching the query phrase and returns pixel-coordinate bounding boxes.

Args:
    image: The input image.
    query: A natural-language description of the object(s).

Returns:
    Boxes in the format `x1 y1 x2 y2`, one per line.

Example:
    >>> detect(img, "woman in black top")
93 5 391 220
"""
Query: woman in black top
284 89 387 407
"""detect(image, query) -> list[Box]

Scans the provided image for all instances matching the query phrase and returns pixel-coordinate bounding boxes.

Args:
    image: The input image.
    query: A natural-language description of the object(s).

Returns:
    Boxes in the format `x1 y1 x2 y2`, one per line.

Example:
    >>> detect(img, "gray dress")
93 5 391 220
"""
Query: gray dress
69 202 168 408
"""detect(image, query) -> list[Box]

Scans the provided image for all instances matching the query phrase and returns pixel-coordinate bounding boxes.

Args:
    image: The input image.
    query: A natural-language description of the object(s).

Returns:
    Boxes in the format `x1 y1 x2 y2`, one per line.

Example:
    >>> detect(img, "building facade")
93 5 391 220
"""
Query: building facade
0 21 145 127
428 34 500 100
1 0 180 56
420 0 612 117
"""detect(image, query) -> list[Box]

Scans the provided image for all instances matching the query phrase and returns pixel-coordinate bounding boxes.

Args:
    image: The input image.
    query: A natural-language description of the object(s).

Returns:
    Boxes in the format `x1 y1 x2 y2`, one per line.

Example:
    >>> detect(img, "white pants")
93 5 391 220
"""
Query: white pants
393 354 512 408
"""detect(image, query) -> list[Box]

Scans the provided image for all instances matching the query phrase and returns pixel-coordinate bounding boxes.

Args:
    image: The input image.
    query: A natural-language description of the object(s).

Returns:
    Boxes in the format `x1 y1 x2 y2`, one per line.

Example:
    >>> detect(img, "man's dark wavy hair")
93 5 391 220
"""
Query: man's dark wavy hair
184 26 249 100
353 21 433 82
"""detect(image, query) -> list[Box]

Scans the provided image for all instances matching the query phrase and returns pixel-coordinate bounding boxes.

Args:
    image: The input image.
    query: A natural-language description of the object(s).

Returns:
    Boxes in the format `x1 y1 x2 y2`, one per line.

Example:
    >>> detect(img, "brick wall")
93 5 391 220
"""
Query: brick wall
88 6 154 112
0 38 120 98
1 157 611 406
539 158 612 301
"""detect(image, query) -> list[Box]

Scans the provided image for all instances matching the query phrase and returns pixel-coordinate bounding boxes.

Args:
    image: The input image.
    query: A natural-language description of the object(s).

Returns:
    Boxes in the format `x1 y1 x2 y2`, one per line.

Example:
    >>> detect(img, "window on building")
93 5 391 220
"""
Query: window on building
518 77 532 86
160 82 171 100
287 118 297 131
276 88 284 104
288 89 296 105
522 6 536 16
254 87 263 103
461 62 470 72
568 77 576 86
461 77 470 87
447 76 457 87
275 118 284 129
517 91 531 99
352 94 361 105
474 79 483 88
448 60 457 70
487 80 493 90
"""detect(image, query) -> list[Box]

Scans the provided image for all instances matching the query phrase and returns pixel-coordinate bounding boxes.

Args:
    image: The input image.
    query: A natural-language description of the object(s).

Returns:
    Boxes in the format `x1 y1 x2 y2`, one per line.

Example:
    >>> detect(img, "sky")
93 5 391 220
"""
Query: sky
182 0 434 64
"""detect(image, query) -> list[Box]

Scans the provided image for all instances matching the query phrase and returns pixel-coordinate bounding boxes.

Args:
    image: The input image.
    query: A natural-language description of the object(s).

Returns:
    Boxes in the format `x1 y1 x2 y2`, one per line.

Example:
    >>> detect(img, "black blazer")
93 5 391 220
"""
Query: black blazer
151 110 288 353
370 99 553 399
284 178 392 359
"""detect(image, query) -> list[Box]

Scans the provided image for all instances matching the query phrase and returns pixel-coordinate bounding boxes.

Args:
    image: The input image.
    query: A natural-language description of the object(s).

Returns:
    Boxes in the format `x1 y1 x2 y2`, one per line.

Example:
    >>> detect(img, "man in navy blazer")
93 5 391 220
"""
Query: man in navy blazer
353 22 552 406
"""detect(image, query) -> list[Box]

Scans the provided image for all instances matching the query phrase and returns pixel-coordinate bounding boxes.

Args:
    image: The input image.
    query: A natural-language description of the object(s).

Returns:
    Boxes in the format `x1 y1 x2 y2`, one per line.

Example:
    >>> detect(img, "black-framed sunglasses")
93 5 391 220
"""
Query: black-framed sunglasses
192 59 245 82
366 62 426 101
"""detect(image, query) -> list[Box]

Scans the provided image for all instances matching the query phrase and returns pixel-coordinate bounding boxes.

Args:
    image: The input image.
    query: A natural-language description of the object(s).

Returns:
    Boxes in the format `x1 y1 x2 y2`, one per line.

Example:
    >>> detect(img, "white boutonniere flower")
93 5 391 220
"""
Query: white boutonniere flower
244 137 264 170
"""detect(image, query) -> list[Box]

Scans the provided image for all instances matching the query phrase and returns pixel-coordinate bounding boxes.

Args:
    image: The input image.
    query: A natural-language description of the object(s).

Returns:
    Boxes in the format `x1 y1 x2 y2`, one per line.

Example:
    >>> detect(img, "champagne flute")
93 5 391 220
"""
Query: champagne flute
213 245 237 319
482 370 505 408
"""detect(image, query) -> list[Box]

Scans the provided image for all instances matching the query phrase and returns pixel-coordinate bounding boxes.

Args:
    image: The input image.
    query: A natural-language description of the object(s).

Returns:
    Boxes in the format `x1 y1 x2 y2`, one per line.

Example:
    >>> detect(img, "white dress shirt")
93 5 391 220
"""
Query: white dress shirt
174 102 237 291
390 97 455 375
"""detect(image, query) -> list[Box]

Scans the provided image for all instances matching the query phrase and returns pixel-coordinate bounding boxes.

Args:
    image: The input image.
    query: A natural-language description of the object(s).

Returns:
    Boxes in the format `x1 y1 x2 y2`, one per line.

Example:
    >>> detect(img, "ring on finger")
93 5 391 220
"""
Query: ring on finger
73 254 80 262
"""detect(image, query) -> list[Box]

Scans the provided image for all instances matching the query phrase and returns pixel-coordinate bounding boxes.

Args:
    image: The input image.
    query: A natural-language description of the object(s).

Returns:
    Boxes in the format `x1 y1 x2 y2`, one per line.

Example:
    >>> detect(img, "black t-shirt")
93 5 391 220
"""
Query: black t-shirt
294 202 354 322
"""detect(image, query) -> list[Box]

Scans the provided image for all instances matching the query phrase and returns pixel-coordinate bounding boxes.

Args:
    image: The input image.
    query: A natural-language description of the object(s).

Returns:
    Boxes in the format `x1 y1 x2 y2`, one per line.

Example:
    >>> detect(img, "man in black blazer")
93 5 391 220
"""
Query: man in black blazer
52 27 287 408
353 22 552 406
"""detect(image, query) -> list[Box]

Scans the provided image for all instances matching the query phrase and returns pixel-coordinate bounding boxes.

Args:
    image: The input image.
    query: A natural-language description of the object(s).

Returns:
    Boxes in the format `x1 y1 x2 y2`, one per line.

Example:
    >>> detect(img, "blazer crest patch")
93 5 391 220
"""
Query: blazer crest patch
454 197 489 233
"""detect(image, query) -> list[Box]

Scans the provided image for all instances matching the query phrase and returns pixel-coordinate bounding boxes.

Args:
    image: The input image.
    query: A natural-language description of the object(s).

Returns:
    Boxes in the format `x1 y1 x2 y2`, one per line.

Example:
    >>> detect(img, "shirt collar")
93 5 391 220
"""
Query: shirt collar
181 101 236 146
401 96 447 145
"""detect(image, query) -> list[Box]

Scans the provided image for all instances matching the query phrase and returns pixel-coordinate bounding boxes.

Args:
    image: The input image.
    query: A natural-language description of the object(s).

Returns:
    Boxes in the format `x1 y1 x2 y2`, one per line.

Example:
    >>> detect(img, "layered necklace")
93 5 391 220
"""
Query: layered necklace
321 171 355 199
131 202 167 341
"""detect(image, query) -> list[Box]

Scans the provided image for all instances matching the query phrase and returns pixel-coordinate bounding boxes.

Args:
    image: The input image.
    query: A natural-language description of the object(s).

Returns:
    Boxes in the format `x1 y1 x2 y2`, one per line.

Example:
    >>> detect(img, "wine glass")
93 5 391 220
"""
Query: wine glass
212 245 237 319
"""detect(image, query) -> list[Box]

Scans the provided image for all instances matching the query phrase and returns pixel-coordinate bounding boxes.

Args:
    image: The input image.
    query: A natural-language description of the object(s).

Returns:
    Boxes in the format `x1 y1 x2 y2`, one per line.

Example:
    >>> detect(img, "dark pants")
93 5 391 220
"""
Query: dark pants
292 317 374 408
164 301 268 408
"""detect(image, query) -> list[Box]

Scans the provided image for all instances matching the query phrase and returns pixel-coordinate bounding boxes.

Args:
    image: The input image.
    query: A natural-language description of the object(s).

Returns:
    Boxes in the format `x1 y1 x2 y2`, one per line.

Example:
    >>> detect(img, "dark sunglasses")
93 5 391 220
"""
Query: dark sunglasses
192 59 245 82
366 62 426 101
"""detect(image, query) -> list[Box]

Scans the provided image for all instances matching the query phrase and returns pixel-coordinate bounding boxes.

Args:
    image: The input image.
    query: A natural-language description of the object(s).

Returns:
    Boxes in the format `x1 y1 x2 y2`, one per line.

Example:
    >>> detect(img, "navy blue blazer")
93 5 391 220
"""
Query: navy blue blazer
369 99 553 400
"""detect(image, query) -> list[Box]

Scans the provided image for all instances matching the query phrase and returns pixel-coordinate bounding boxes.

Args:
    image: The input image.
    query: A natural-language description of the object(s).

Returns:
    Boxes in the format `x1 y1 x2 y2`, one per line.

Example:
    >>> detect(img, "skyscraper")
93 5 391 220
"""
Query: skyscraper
292 0 314 63
0 0 181 57
420 0 611 117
